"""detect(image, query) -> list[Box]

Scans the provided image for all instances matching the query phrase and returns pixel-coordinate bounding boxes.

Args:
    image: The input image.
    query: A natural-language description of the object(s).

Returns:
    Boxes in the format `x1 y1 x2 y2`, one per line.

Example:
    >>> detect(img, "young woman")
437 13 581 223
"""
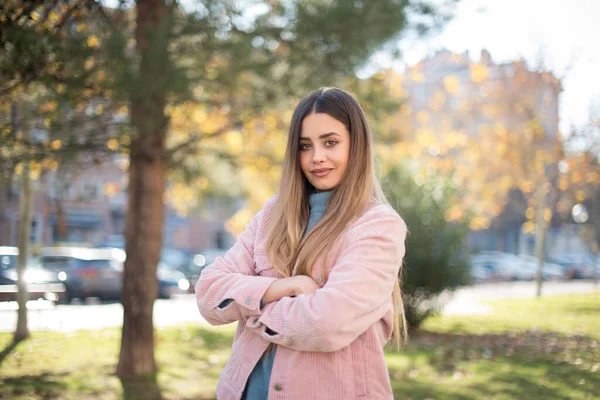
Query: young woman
196 87 408 400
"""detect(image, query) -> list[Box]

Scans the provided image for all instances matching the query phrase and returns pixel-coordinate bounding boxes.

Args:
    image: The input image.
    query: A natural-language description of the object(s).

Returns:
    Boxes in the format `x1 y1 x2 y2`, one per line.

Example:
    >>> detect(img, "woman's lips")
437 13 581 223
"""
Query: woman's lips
311 168 333 177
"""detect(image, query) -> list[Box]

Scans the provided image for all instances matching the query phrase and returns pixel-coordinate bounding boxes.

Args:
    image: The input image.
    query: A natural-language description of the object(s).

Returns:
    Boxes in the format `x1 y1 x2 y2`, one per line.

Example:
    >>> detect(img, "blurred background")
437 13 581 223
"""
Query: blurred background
1 0 599 399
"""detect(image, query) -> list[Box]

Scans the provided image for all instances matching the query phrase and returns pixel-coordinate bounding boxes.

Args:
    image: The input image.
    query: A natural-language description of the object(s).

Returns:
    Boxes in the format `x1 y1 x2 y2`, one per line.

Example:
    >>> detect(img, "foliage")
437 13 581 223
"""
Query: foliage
383 164 471 329
387 53 565 235
558 107 600 252
1 0 462 378
0 1 129 181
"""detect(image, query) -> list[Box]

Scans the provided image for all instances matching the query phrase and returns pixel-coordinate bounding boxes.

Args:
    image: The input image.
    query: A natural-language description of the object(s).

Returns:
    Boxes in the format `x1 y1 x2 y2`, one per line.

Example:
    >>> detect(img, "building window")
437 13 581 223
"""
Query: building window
30 219 38 244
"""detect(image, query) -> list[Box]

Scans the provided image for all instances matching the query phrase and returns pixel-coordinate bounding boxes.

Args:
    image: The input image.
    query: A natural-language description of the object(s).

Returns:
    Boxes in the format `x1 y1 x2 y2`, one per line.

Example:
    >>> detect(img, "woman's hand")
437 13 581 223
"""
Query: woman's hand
262 275 320 305
288 275 320 296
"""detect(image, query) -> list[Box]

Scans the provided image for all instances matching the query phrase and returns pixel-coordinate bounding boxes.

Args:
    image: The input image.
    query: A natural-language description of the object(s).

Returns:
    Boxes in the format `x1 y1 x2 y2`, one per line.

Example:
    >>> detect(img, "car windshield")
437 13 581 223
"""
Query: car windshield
1 254 17 269
75 259 113 269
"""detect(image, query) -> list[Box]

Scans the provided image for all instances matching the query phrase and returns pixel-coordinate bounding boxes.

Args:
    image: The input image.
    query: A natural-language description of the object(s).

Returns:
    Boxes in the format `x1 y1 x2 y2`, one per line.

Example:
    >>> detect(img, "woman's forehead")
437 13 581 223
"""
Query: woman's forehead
300 113 348 138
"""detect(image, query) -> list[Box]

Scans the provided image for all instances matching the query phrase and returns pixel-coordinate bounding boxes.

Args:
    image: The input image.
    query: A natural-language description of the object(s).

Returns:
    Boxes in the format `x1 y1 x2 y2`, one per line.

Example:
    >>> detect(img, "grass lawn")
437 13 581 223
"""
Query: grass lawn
0 292 598 400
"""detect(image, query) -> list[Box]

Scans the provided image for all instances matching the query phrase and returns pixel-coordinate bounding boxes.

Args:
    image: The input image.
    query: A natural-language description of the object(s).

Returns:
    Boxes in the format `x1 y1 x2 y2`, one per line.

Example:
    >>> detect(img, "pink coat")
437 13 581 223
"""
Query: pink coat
195 196 407 400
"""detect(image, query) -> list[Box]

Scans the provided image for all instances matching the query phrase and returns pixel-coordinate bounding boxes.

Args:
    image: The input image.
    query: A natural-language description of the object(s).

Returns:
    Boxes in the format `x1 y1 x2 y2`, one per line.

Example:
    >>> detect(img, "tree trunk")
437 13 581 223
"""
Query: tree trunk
116 0 169 381
15 144 34 342
55 197 68 241
535 185 547 298
592 242 598 288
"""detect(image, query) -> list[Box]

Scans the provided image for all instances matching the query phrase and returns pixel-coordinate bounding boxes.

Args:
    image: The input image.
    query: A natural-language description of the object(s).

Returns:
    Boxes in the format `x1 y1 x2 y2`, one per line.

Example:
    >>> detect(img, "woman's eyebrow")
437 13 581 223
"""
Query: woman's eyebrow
300 132 340 140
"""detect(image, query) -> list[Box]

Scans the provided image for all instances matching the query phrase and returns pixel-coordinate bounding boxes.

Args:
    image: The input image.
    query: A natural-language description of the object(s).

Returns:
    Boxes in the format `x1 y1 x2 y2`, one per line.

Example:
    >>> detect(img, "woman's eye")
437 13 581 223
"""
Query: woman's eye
300 143 311 150
325 140 338 147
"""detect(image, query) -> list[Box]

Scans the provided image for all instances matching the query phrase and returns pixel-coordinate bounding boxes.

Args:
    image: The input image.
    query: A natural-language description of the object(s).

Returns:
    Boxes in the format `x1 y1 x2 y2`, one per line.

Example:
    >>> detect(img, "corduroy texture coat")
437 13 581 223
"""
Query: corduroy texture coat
196 196 407 400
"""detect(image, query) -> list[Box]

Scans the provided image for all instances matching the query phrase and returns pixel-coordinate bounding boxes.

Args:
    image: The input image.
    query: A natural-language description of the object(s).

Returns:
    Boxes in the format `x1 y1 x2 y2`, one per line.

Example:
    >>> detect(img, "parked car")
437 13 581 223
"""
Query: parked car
551 253 597 279
468 257 501 281
38 247 191 302
469 252 525 281
38 247 124 302
188 248 229 291
0 246 65 302
470 251 567 282
518 255 565 280
105 248 190 298
157 262 190 298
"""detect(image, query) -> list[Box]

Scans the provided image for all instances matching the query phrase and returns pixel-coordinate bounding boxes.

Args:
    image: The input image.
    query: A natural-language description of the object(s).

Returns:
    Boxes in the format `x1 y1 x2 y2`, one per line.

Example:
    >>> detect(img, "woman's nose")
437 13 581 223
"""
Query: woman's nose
312 147 326 163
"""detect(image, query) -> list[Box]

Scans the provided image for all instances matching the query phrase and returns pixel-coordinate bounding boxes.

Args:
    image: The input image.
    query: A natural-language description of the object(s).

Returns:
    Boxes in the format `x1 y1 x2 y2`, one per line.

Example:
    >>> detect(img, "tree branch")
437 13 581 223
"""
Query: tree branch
166 120 240 158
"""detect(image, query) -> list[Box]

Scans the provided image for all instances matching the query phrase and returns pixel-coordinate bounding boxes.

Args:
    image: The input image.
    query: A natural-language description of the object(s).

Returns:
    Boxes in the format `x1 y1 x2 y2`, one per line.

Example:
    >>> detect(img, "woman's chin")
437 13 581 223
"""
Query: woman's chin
311 183 335 192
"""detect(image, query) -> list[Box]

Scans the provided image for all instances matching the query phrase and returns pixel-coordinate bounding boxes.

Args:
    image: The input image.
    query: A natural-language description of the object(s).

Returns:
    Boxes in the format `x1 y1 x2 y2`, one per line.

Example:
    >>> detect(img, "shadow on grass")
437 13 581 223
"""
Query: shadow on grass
568 304 600 315
390 355 600 400
0 337 22 367
191 326 235 348
1 373 70 399
389 330 600 400
120 374 163 400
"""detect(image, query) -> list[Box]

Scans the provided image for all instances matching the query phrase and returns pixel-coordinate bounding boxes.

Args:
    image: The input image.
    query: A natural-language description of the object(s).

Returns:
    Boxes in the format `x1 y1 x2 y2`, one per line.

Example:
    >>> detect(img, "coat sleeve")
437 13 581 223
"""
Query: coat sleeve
195 198 278 326
245 210 407 352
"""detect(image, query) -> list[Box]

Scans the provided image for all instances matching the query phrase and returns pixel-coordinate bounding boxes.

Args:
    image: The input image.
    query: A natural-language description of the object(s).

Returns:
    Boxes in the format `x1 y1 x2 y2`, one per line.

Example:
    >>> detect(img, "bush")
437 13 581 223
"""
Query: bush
383 165 471 329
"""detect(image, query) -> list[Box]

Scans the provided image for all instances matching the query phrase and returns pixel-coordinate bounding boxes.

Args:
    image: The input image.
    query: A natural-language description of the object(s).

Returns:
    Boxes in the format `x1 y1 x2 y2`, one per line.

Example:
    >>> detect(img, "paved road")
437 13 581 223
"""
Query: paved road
441 280 598 315
0 294 202 333
0 281 597 332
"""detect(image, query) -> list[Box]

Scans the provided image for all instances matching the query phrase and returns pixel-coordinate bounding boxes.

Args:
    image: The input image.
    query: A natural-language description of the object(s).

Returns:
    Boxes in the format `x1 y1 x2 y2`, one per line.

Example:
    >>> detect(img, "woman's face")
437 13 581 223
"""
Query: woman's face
299 112 350 192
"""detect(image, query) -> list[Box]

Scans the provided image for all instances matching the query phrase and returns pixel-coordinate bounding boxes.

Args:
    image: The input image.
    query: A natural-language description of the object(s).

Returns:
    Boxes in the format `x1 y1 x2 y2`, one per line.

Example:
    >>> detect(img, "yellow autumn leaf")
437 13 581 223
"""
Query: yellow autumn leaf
544 208 553 222
429 91 446 111
197 177 209 190
525 207 535 219
48 11 59 24
559 178 568 191
30 161 41 180
586 172 598 183
107 138 119 150
443 75 460 95
87 35 100 48
224 130 243 154
445 205 464 221
520 180 534 193
51 140 62 150
416 110 429 124
470 63 489 83
522 221 535 234
40 101 58 113
410 69 425 83
85 58 95 70
264 115 278 130
416 128 435 147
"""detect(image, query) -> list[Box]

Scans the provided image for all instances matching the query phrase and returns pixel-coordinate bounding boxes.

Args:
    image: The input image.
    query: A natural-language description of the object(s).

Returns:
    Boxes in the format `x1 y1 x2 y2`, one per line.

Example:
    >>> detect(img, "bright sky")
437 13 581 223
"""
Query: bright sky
393 0 600 133
104 0 599 133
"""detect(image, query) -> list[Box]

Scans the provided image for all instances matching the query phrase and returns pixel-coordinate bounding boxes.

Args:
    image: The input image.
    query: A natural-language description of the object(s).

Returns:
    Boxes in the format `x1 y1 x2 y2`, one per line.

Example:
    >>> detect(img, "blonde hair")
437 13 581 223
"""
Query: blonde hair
265 87 407 347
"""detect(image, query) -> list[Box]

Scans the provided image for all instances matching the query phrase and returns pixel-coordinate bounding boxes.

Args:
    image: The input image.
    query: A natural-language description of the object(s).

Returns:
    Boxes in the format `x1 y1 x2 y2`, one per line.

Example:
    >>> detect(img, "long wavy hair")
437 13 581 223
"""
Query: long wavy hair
265 87 407 347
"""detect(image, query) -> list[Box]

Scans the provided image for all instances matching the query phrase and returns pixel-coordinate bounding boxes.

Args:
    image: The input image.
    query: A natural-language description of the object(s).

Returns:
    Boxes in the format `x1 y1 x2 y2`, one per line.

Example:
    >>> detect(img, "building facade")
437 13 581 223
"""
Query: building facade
0 155 238 255
398 49 564 255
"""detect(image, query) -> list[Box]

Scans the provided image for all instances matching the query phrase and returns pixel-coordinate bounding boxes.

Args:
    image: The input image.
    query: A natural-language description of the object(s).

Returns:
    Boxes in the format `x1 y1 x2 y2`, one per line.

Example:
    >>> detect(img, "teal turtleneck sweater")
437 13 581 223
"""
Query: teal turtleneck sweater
242 190 331 400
